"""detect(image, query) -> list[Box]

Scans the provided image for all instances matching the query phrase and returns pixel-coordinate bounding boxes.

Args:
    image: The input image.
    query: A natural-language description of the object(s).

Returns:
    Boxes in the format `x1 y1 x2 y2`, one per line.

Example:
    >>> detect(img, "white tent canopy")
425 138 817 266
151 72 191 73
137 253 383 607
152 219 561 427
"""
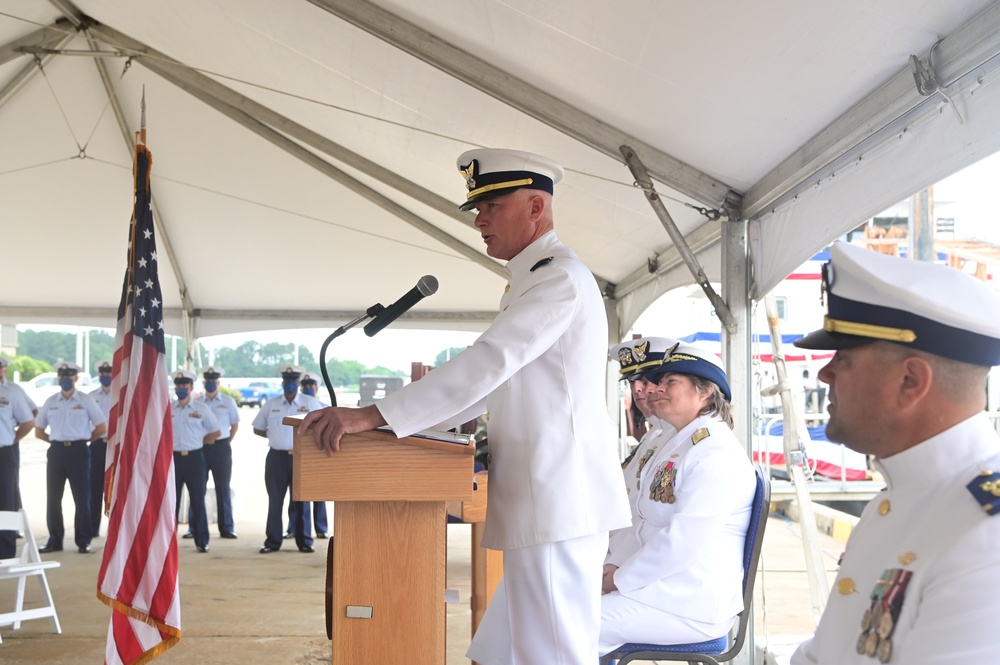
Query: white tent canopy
2 0 1000 343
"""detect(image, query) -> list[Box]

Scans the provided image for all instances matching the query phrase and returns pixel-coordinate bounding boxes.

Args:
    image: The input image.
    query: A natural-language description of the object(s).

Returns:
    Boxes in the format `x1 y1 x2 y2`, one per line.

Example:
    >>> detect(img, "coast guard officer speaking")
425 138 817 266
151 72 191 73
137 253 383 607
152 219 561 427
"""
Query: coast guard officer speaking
790 241 1000 664
300 148 630 664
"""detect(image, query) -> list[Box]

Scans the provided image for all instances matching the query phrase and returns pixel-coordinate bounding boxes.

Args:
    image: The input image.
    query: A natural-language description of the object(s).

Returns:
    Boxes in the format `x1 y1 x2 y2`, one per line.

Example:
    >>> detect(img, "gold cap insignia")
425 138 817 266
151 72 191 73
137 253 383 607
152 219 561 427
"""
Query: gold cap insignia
459 160 478 191
618 347 635 366
633 340 649 363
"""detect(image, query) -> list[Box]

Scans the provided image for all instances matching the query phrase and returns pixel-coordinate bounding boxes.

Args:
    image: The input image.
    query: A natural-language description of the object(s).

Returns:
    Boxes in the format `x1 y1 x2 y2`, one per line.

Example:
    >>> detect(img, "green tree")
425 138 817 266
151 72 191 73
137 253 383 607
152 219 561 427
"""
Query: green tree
6 355 52 381
326 358 365 387
18 329 75 366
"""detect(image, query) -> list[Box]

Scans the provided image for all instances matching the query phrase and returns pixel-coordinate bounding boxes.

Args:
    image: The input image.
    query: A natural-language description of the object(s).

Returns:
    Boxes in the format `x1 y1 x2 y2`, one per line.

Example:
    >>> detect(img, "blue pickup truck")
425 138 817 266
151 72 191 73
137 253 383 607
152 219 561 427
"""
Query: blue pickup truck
237 381 283 408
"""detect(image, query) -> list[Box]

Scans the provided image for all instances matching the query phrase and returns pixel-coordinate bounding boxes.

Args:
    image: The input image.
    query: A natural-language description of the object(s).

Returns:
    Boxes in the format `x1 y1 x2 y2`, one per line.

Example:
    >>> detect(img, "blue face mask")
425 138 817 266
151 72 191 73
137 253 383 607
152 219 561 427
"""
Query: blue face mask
302 386 316 396
99 375 112 387
174 387 190 400
59 377 74 392
282 380 299 394
203 380 218 393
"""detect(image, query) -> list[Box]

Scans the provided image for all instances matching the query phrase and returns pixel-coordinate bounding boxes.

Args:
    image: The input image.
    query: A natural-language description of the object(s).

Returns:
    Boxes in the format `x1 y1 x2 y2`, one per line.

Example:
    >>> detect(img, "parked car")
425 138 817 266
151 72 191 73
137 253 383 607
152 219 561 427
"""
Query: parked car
237 381 283 408
18 371 95 408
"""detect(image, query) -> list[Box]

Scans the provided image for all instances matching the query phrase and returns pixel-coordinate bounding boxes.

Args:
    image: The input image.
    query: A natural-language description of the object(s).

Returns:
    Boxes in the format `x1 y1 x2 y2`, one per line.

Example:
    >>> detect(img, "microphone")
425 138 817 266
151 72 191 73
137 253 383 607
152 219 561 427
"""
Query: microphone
363 275 439 337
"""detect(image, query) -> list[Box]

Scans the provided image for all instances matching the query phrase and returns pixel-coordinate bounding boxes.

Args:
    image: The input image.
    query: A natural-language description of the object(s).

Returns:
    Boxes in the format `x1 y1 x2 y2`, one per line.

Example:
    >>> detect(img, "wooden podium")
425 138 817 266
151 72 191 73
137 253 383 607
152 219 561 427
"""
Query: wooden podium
285 418 475 665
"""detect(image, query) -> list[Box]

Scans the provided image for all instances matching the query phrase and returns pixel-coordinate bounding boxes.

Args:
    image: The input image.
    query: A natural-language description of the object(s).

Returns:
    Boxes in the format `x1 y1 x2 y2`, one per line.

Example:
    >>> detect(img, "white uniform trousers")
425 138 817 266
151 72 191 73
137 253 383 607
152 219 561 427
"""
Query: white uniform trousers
466 532 608 665
599 591 733 654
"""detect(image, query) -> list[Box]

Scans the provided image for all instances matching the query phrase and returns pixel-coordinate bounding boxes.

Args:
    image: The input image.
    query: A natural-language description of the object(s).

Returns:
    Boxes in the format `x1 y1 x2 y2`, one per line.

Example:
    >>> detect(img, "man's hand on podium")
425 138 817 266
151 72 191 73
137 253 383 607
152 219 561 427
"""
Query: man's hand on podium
298 404 387 455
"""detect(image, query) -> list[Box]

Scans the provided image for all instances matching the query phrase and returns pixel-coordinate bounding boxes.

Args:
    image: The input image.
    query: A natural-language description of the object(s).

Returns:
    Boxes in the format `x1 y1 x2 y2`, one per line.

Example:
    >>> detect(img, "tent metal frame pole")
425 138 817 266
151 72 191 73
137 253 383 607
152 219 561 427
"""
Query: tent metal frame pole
621 146 736 332
0 33 73 112
306 0 743 215
85 32 198 322
146 63 509 280
743 0 1000 220
85 22 618 293
0 22 69 67
84 24 479 233
721 217 753 665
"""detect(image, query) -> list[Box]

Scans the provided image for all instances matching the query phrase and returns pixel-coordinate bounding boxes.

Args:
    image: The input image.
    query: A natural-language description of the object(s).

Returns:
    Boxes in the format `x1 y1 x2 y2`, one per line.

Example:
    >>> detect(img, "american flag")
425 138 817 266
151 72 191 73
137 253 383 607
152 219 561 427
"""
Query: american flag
97 129 181 664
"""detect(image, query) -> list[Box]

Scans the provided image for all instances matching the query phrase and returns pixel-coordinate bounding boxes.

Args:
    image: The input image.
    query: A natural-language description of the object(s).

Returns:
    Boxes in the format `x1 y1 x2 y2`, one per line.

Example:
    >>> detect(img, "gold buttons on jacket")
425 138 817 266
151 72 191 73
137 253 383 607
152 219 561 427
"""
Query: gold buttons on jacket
898 551 917 565
837 578 856 595
877 500 891 516
504 284 510 293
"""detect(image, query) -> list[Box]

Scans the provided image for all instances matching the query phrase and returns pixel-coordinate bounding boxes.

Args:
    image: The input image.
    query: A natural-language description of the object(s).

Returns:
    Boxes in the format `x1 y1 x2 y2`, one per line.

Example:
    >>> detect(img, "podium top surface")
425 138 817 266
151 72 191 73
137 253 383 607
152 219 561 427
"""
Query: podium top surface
282 416 474 456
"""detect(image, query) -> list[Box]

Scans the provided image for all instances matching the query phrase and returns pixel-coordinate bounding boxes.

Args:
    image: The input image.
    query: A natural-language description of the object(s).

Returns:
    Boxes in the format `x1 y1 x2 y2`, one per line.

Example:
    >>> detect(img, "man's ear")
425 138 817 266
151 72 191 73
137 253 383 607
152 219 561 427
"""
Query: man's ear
527 193 545 220
897 355 934 409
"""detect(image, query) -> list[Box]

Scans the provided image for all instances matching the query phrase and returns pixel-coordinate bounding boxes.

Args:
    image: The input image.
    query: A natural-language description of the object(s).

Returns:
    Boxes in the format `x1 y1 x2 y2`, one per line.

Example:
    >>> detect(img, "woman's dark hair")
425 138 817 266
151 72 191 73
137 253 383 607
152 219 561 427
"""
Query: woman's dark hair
689 375 734 429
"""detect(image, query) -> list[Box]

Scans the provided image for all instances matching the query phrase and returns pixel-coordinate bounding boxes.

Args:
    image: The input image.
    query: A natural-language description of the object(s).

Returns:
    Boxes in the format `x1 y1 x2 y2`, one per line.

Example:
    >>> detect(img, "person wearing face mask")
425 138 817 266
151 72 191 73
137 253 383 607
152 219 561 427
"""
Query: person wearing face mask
252 365 325 554
171 369 221 553
188 365 241 540
284 372 329 541
0 355 35 559
88 360 114 538
34 361 107 554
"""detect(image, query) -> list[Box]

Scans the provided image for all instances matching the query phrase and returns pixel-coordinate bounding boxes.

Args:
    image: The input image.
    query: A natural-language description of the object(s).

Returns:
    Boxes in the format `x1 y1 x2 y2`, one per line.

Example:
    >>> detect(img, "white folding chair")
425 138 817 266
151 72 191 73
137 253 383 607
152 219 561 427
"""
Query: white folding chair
0 508 62 642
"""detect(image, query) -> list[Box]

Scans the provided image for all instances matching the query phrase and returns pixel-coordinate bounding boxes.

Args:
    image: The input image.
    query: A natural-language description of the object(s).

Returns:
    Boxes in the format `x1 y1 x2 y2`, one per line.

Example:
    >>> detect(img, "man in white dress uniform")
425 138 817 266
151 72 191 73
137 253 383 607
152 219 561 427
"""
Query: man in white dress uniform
300 148 630 664
790 241 1000 665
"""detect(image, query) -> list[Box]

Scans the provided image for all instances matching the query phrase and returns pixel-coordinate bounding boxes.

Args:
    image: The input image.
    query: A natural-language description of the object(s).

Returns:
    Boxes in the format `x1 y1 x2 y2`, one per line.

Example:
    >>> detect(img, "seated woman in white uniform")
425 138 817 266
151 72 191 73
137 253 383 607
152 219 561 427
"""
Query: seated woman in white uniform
599 343 756 654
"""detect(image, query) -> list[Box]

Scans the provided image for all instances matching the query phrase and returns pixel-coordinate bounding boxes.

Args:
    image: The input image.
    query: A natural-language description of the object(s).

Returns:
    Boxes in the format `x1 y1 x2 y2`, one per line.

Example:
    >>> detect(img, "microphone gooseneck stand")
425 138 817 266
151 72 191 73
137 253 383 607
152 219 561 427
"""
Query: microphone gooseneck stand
318 304 383 407
317 276 439 407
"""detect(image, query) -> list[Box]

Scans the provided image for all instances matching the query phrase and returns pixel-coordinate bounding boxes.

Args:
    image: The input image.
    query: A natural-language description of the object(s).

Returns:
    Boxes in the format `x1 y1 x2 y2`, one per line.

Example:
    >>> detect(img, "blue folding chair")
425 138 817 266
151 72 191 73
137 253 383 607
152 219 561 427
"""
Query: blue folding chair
600 463 771 665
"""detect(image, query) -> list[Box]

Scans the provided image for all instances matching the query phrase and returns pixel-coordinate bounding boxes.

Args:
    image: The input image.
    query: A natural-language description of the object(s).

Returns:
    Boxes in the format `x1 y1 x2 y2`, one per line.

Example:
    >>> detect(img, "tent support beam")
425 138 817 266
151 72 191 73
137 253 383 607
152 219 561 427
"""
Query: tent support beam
85 32 198 321
612 223 721 302
82 25 528 282
147 62 509 280
721 217 753 665
743 0 1000 220
306 0 743 215
84 21 615 293
0 33 72 112
621 146 735 332
0 21 69 68
85 24 481 233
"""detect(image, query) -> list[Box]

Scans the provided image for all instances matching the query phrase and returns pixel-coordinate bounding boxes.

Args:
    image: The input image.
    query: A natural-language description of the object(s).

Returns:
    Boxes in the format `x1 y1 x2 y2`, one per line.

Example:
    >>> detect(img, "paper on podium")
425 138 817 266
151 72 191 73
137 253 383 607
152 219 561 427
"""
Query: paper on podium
374 425 473 447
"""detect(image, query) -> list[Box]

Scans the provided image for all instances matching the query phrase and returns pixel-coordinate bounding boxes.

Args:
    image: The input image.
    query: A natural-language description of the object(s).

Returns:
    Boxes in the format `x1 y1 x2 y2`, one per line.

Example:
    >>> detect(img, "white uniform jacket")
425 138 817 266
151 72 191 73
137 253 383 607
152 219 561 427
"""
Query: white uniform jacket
618 416 675 529
792 413 1000 665
606 414 755 625
377 231 630 550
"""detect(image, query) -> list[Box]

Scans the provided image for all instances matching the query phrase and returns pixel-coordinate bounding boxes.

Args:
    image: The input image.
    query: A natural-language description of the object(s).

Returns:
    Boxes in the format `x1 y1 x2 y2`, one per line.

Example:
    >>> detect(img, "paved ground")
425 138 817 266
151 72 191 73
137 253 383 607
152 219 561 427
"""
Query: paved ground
1 406 843 664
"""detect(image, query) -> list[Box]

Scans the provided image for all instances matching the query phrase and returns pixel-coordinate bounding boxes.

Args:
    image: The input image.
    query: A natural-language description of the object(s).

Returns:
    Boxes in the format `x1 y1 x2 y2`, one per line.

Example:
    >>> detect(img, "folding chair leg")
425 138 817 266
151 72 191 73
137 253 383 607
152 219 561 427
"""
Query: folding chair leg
39 569 62 634
13 573 27 630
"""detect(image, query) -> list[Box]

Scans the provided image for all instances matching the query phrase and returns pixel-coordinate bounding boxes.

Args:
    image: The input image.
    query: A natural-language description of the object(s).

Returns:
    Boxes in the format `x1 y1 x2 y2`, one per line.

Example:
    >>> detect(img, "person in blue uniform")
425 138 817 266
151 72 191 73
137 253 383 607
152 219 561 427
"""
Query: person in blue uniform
599 344 755 654
171 369 220 553
88 360 113 538
0 355 35 558
790 241 1000 665
285 372 328 540
34 361 106 553
300 149 630 665
195 365 240 539
253 365 325 554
